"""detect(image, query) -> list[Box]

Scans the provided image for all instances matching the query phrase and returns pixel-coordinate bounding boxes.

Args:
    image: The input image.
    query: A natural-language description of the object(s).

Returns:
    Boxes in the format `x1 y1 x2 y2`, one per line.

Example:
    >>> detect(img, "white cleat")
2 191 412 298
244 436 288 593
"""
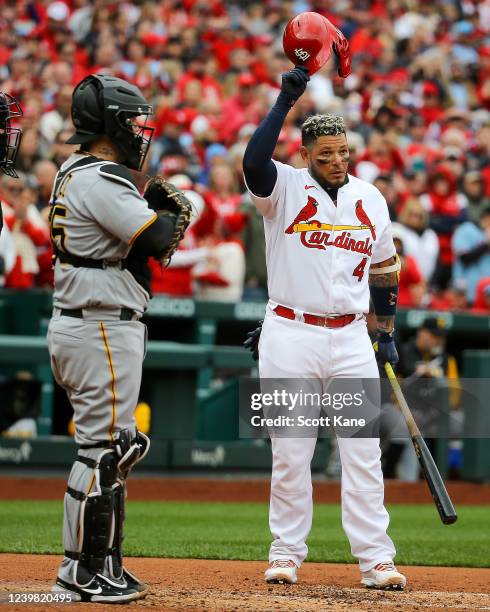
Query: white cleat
265 559 298 584
361 561 407 591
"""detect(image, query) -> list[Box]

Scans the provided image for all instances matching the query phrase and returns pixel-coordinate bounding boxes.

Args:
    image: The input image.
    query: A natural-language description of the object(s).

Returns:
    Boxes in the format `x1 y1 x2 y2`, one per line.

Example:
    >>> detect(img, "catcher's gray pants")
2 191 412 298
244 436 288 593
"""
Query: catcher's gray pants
48 308 146 445
47 308 146 583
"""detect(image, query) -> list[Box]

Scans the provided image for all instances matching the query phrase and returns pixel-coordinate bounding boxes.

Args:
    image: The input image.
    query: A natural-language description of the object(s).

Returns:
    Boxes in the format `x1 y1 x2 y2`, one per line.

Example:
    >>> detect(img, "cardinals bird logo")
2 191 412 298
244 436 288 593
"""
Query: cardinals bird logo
285 195 318 234
355 199 376 241
285 197 376 256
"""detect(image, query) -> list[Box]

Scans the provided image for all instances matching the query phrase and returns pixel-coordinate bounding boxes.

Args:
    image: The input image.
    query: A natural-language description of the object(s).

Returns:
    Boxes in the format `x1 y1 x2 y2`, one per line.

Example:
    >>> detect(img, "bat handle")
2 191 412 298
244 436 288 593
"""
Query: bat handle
384 362 395 379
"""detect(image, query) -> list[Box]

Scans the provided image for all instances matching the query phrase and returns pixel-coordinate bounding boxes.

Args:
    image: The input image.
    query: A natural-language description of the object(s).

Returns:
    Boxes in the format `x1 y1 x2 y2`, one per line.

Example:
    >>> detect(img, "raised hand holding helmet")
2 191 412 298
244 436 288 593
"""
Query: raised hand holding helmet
280 66 310 105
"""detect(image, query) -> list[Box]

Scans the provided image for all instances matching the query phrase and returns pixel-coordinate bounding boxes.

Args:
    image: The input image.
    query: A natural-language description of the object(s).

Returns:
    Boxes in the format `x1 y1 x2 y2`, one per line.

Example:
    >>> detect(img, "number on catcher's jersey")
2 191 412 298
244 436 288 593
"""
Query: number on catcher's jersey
49 204 68 252
49 172 74 252
352 257 368 282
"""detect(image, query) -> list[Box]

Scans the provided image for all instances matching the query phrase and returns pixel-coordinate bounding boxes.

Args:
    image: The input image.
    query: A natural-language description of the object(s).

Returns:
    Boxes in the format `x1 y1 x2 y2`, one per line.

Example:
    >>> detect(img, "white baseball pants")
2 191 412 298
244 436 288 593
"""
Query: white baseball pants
258 308 396 572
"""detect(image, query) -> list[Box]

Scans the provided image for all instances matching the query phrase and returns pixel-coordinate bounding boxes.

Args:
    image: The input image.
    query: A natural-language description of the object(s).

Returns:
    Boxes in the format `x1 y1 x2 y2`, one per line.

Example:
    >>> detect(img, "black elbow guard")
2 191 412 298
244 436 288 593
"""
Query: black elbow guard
131 216 176 259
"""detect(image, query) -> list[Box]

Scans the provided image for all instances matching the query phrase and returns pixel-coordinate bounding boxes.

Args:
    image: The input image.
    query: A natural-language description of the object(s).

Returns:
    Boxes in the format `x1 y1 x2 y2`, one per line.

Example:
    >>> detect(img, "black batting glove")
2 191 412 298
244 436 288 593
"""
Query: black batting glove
280 66 310 105
243 320 263 361
373 330 399 374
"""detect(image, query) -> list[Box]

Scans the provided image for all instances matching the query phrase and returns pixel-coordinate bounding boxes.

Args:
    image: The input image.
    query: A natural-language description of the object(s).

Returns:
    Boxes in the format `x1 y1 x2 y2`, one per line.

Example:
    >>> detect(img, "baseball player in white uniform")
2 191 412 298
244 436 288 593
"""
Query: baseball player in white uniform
48 75 189 603
243 66 406 590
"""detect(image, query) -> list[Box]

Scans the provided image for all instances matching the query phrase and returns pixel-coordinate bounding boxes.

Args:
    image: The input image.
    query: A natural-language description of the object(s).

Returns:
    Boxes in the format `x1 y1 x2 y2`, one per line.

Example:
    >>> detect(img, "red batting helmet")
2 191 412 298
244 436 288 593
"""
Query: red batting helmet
282 12 351 78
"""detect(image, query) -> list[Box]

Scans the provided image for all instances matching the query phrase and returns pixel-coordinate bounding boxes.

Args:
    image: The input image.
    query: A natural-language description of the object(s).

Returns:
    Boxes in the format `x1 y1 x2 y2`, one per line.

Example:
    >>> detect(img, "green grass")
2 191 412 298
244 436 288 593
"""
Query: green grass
0 500 488 567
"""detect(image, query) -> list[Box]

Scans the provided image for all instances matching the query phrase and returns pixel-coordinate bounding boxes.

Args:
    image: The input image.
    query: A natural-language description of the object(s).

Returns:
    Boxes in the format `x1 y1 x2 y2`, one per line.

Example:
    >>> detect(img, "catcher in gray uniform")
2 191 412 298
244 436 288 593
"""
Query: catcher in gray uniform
48 74 191 604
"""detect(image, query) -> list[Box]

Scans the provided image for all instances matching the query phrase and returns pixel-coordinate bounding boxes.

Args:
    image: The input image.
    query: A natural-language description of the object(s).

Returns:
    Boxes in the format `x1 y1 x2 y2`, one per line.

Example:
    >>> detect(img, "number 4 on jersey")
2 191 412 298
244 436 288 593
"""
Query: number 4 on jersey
352 257 368 282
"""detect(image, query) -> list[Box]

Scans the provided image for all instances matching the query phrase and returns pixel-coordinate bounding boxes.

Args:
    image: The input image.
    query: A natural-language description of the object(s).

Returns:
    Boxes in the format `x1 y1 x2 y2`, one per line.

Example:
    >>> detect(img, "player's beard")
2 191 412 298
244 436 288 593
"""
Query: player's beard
309 164 347 190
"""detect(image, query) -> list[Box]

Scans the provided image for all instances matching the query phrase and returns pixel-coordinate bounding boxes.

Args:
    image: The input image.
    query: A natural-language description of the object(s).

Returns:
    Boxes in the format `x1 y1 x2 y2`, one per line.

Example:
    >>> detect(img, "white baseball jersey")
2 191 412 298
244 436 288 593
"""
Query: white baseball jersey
247 161 395 314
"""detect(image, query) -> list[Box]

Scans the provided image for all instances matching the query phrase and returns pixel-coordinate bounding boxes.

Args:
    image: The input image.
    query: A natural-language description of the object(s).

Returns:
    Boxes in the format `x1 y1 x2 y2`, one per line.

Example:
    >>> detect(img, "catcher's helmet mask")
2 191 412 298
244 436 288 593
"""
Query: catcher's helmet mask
66 74 154 171
0 92 23 178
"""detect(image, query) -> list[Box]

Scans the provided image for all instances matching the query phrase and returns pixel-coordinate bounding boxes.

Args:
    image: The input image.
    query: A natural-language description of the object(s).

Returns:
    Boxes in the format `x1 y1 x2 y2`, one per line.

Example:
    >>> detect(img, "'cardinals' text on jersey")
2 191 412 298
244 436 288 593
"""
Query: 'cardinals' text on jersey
246 161 395 314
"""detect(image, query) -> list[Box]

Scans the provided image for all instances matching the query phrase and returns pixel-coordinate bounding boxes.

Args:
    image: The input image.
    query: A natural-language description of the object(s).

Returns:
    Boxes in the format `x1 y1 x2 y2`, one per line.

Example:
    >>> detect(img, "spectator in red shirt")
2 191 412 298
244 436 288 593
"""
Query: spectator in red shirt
209 25 247 72
176 53 221 104
150 173 245 302
30 1 73 60
349 21 386 60
0 174 50 290
197 163 246 240
420 164 468 290
393 231 426 308
359 132 405 177
430 278 469 312
219 73 263 145
472 278 490 314
419 81 446 127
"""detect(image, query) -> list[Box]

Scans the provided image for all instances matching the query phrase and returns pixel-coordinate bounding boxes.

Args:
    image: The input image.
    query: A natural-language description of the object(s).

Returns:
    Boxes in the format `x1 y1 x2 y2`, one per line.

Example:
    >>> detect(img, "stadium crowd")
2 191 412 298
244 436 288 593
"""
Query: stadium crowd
0 0 489 312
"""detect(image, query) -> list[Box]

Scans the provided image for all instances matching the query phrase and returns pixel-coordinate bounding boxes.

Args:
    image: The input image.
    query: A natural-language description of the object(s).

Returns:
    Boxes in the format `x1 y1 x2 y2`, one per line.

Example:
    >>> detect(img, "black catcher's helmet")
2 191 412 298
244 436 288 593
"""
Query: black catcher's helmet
0 92 23 178
66 75 154 171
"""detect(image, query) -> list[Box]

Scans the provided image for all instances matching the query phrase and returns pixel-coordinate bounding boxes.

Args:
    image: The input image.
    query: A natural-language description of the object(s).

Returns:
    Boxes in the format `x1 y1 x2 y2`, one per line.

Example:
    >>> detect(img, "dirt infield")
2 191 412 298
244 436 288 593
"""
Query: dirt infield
2 478 489 610
1 476 490 504
1 555 490 612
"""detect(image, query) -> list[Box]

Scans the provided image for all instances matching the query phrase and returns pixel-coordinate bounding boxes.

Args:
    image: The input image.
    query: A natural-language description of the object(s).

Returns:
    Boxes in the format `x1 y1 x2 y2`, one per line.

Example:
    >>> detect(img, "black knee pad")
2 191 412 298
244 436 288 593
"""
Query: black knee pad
115 429 151 477
98 448 118 488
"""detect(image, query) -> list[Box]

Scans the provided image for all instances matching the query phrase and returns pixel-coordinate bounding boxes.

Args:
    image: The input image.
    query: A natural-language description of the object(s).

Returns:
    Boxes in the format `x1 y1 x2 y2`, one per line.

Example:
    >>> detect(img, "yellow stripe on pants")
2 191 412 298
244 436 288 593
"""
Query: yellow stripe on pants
99 322 117 441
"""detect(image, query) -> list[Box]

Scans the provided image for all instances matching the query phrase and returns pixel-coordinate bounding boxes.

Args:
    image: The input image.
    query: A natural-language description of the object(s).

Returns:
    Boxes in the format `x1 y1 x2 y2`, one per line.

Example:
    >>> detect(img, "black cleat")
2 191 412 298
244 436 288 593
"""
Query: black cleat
52 573 140 603
122 567 149 595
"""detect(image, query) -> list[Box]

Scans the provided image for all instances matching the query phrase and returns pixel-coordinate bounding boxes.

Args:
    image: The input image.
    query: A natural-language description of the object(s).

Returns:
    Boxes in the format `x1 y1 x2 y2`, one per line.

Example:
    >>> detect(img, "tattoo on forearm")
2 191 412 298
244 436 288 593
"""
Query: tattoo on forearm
368 270 398 287
369 255 399 288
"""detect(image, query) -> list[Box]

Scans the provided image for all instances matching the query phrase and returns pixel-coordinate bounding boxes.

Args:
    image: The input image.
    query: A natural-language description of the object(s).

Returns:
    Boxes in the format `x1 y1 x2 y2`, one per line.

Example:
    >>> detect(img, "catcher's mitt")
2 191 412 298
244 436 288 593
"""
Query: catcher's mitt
143 175 193 266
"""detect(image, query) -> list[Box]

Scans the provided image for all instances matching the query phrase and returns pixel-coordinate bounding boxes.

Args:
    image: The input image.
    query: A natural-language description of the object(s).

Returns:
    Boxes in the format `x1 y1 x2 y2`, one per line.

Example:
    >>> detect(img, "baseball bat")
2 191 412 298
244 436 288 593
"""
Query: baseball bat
384 362 458 525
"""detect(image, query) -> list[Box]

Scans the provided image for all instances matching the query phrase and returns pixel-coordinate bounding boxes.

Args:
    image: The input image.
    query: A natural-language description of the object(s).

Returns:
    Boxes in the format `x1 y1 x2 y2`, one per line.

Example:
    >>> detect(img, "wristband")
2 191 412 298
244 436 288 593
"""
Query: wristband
369 285 398 317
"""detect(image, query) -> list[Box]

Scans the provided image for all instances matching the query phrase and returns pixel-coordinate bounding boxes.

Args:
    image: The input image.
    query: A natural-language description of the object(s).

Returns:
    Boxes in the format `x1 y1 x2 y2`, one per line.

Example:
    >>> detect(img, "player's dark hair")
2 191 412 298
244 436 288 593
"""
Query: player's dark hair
301 114 346 147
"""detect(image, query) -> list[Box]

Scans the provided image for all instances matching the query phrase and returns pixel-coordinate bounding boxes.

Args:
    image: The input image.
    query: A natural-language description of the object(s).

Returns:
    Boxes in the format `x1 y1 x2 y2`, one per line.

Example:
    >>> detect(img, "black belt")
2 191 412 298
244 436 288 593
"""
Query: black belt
56 250 127 270
60 308 136 321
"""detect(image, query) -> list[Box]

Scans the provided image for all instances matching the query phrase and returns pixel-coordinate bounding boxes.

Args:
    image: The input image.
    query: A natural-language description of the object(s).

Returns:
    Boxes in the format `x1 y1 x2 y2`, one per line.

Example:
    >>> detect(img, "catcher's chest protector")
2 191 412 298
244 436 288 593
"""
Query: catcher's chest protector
49 153 157 314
